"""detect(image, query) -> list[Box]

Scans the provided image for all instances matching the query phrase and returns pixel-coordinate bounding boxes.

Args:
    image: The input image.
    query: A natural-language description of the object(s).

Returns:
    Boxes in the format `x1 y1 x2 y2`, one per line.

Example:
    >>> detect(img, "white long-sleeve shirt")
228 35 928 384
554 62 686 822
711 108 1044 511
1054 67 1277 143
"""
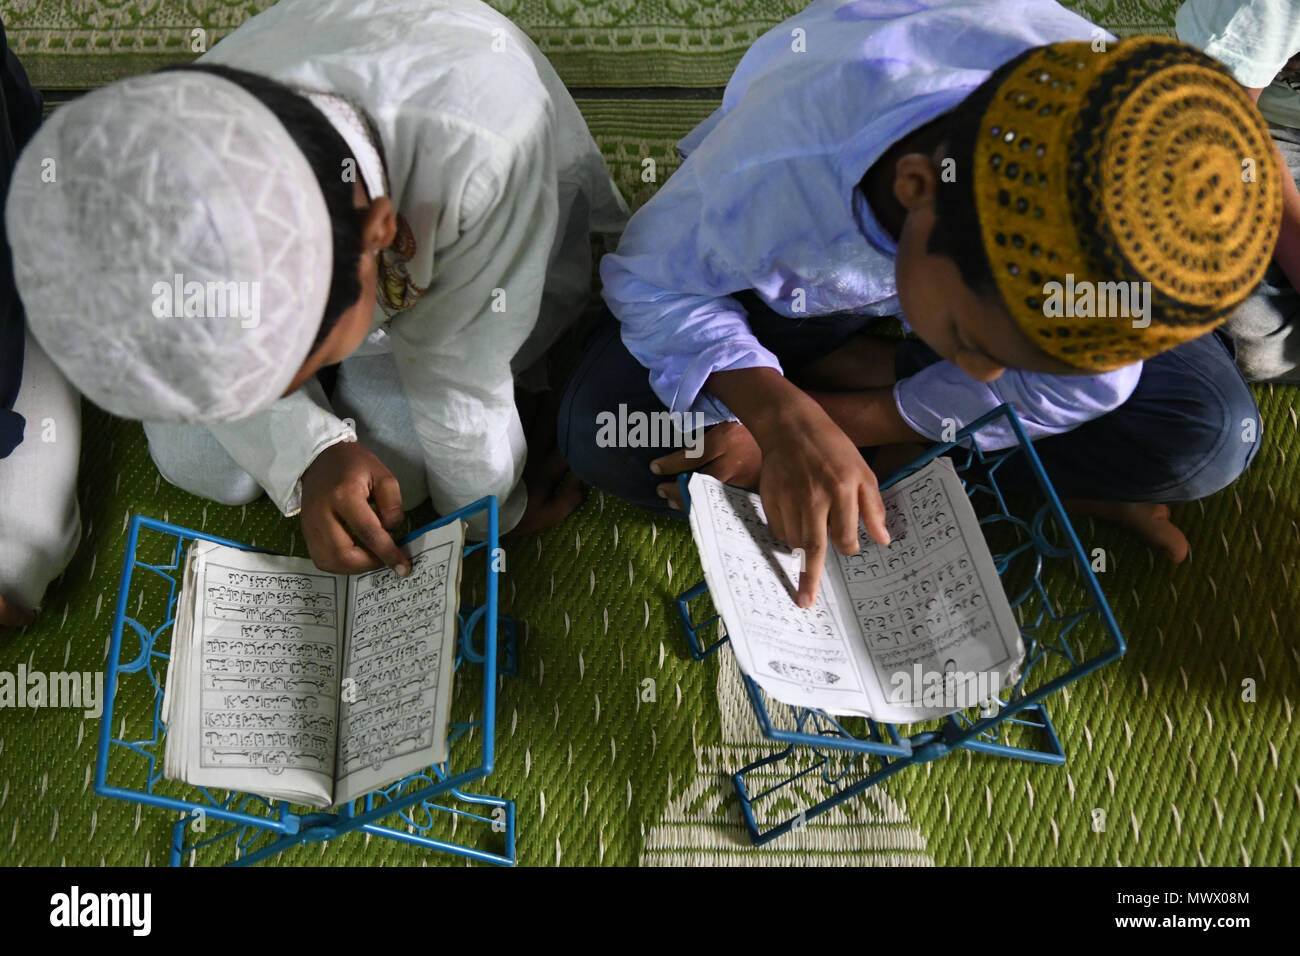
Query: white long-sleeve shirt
197 0 628 535
1175 0 1300 88
1175 0 1300 127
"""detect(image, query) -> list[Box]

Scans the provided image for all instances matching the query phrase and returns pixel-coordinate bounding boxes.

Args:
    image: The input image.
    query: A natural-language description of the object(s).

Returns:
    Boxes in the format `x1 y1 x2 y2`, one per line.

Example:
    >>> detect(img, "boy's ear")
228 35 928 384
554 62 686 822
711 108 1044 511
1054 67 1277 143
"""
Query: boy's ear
361 196 398 253
892 152 941 211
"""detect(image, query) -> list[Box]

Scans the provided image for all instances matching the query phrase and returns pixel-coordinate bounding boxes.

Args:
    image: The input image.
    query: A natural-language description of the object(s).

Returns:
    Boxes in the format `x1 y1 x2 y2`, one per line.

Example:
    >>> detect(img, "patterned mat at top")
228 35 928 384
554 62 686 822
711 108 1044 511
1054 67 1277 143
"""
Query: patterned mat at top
3 0 1180 89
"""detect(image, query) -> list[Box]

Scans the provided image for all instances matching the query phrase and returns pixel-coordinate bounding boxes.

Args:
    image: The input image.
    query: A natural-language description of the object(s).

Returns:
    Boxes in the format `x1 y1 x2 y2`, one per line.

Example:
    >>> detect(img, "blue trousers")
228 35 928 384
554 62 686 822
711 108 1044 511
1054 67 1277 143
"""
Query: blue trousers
558 302 1261 519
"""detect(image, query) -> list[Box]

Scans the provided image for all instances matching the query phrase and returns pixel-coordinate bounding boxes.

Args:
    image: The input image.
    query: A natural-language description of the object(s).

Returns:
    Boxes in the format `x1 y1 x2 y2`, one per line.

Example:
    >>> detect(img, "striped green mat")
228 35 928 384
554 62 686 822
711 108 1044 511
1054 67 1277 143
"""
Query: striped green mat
5 0 1180 88
2 98 1297 866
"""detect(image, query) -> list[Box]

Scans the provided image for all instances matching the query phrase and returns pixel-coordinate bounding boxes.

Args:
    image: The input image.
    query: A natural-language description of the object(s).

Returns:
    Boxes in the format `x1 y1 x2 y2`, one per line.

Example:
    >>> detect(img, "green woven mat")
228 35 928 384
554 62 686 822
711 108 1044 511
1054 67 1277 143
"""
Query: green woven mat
1 100 1297 866
4 0 1179 89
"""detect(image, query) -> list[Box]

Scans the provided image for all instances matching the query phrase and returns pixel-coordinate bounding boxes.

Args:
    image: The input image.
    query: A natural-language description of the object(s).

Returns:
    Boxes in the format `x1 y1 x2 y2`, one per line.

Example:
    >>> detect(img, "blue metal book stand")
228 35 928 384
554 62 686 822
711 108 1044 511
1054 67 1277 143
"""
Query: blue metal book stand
675 404 1126 845
95 495 518 866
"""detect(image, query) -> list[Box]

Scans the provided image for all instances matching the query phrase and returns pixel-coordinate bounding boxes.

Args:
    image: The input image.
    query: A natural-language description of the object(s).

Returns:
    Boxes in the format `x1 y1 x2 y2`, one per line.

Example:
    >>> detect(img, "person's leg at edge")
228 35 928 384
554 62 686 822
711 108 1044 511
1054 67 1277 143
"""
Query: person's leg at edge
0 329 82 611
1223 124 1300 384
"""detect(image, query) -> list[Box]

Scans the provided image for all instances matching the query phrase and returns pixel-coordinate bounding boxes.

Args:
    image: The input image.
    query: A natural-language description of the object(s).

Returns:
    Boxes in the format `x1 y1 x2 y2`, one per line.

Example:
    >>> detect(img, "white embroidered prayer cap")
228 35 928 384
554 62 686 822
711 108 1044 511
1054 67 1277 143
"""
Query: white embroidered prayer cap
5 70 333 424
300 90 387 202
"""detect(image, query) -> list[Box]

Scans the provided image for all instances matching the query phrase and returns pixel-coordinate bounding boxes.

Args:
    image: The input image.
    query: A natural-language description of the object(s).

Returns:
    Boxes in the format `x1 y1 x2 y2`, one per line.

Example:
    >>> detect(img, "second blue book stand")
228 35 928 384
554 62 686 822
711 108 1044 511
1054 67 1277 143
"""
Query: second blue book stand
675 404 1126 845
94 495 518 866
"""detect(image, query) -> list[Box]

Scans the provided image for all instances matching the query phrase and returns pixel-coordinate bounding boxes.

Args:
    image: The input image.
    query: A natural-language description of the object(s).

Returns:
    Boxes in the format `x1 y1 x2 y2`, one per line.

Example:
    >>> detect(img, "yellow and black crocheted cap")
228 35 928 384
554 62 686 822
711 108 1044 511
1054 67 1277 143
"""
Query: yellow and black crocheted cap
974 38 1282 371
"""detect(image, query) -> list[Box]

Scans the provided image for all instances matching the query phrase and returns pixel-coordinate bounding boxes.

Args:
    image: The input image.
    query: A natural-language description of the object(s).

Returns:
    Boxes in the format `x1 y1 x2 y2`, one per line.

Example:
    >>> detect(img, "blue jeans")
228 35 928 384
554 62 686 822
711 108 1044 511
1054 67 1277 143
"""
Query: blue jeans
558 303 1261 518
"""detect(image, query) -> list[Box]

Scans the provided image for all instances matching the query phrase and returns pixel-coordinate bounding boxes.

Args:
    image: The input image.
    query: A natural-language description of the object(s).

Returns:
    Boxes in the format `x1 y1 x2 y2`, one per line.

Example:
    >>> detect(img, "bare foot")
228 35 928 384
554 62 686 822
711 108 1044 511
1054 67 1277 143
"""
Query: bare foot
1063 499 1189 563
0 594 36 631
506 442 586 537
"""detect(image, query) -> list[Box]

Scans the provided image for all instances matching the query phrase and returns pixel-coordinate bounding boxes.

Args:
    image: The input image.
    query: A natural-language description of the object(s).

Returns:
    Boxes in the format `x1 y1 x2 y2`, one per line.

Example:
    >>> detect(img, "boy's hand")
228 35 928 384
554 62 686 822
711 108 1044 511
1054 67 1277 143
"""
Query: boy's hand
0 594 36 630
705 367 890 609
300 441 412 576
650 420 762 509
754 403 890 607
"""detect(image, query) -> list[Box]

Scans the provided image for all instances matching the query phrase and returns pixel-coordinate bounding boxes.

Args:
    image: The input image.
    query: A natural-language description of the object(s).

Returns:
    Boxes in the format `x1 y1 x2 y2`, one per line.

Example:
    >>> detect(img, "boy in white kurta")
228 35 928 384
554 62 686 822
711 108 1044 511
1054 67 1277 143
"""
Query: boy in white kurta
7 0 627 576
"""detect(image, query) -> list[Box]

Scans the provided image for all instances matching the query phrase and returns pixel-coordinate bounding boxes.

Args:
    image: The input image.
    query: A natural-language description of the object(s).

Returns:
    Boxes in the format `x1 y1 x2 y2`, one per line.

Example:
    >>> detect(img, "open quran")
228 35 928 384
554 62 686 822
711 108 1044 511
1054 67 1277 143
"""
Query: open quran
687 458 1025 722
161 520 464 808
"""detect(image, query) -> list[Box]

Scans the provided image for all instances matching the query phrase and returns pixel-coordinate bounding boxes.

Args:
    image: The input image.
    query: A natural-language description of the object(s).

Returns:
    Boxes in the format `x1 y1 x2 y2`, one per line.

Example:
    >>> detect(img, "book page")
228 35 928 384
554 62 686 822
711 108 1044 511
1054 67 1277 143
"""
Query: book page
159 543 199 732
686 473 881 715
825 457 1024 722
687 458 1024 721
334 520 465 806
163 541 345 809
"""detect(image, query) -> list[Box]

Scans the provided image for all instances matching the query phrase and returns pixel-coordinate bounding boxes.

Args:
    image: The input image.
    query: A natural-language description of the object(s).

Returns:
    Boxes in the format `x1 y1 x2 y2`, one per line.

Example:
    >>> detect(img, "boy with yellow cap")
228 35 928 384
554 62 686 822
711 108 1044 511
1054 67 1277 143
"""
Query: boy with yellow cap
560 0 1282 607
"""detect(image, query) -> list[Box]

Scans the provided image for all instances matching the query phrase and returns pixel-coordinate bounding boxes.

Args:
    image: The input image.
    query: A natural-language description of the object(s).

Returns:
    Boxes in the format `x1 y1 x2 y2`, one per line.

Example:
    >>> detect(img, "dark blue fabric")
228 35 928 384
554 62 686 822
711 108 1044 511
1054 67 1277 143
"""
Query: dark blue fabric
558 313 1259 517
0 15 42 459
0 408 20 457
892 328 1259 502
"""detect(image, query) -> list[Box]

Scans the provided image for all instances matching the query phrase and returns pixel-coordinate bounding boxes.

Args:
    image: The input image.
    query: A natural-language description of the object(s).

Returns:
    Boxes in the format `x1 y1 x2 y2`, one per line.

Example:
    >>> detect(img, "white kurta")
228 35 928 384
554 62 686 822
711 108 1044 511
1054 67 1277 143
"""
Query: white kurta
195 0 628 535
0 329 82 610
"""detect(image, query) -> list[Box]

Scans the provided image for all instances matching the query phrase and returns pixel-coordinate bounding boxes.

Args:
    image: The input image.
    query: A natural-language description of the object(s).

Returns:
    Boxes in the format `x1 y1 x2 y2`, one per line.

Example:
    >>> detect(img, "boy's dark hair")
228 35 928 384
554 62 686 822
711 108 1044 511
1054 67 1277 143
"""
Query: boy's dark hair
156 63 366 353
924 48 1041 300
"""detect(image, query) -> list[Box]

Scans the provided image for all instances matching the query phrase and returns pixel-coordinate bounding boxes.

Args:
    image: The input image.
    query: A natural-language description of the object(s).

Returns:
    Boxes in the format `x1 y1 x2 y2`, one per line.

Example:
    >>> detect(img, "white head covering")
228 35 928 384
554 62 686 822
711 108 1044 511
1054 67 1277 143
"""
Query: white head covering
5 70 333 424
301 90 388 202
